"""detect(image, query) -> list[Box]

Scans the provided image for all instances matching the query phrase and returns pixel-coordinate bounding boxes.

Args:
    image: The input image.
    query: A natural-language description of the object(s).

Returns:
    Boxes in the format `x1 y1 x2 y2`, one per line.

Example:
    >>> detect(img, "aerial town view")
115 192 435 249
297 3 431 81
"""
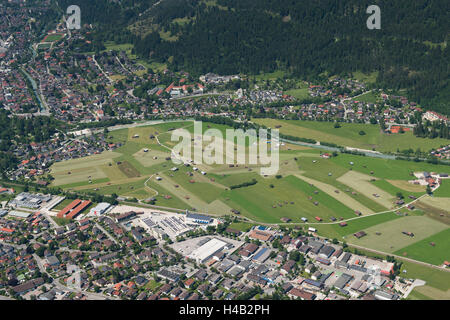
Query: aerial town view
0 0 448 309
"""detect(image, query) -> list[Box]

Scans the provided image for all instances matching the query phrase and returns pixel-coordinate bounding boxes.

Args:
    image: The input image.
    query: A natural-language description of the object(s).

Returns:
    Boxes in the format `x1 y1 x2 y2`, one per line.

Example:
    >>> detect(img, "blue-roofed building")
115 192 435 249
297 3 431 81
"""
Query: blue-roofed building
185 211 213 224
252 247 271 263
303 279 324 289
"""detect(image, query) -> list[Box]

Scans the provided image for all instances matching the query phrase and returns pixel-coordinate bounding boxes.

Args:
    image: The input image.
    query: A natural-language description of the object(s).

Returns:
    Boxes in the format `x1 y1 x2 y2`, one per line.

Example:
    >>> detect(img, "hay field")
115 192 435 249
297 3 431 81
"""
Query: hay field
337 171 395 208
347 216 448 253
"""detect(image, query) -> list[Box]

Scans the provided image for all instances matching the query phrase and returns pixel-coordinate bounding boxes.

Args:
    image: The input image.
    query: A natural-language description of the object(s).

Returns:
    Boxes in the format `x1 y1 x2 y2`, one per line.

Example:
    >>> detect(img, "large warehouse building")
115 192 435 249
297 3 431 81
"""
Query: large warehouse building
188 238 229 264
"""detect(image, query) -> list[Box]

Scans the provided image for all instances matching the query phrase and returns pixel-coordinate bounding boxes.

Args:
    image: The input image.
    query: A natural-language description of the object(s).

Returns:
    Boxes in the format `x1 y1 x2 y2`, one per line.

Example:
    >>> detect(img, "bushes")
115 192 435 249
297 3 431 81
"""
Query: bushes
230 179 258 190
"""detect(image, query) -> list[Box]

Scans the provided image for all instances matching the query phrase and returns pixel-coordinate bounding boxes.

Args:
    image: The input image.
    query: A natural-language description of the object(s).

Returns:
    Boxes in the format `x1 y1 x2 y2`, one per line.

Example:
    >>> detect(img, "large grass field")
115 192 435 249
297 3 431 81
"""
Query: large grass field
50 151 122 186
253 118 450 153
353 91 379 103
394 228 450 265
50 120 450 268
399 260 450 292
434 179 450 197
218 174 357 223
347 216 448 253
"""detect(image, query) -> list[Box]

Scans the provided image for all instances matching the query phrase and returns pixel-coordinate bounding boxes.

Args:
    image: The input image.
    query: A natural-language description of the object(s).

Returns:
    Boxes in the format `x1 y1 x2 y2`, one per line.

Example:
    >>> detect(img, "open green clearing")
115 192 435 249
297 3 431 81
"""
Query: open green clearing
285 88 309 100
218 174 357 223
347 216 448 253
49 120 450 269
253 118 449 153
399 260 450 292
353 91 379 103
434 179 450 197
394 228 450 265
228 222 255 232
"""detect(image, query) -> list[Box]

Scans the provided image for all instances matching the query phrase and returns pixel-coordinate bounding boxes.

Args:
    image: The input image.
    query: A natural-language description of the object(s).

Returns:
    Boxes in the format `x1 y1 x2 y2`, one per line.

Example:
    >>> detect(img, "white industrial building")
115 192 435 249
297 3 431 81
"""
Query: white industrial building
188 238 229 264
89 202 111 216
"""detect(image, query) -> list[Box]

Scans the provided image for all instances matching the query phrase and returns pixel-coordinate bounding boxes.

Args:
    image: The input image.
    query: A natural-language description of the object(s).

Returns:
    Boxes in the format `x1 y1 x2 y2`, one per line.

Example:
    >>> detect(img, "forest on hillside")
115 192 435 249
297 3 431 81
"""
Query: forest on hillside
58 0 449 114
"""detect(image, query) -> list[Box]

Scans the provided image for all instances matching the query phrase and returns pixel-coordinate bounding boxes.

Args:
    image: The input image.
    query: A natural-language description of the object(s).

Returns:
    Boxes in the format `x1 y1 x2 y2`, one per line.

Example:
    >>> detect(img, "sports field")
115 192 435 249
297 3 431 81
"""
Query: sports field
42 33 64 42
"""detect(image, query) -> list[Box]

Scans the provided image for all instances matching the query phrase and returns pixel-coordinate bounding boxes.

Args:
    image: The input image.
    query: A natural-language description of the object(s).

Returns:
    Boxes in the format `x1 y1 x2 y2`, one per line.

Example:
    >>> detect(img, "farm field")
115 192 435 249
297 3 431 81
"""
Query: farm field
49 120 450 268
337 171 395 208
434 179 450 197
295 155 388 213
347 216 448 253
295 173 375 215
410 285 450 300
218 175 357 223
407 289 434 300
285 88 309 100
370 179 424 200
417 196 450 213
50 151 122 186
399 260 450 292
253 118 449 153
353 91 379 103
394 228 450 265
331 154 450 180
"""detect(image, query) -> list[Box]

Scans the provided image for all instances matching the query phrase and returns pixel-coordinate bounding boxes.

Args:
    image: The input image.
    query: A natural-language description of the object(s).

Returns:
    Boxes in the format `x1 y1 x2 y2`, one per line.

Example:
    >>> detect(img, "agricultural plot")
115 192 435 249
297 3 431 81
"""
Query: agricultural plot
285 88 309 100
331 153 450 180
253 118 449 153
353 91 379 103
295 155 387 212
295 173 375 215
117 160 141 178
208 172 262 188
152 173 231 214
219 175 356 223
337 171 395 208
371 180 424 200
322 212 402 238
410 286 450 300
399 260 450 292
160 166 225 203
385 180 426 193
50 151 122 186
434 179 450 197
347 216 448 253
133 149 169 167
394 228 450 265
417 196 450 213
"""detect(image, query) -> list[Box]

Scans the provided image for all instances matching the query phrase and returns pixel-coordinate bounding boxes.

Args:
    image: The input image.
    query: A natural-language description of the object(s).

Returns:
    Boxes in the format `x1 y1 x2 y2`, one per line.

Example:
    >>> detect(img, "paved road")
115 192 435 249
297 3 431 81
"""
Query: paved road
94 222 118 244
402 279 426 298
92 55 113 84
